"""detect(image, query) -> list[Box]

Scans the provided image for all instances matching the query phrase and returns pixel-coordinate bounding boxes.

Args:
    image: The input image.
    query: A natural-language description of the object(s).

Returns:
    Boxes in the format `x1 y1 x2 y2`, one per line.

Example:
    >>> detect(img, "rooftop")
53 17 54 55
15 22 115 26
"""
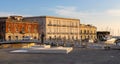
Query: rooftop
80 24 96 28
25 16 80 21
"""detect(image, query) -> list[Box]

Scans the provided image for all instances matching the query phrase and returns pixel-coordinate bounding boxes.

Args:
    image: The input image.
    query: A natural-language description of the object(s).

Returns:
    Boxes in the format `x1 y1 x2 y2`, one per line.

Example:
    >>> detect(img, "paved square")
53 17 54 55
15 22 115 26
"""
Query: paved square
0 48 120 64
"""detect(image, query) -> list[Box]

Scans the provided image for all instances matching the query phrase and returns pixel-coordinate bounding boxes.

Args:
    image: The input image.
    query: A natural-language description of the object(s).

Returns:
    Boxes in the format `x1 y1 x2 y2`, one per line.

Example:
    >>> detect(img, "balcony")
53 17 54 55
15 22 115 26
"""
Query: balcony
48 24 52 26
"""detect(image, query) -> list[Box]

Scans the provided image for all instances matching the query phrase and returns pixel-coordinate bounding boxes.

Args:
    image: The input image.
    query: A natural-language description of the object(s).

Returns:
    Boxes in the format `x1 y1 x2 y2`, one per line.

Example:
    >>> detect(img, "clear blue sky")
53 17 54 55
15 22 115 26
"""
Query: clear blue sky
0 0 120 35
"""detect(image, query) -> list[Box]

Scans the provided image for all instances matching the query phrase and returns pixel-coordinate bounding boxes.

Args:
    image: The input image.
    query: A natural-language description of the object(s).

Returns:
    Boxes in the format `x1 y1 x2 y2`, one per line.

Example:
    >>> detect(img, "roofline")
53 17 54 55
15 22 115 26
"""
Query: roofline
97 31 110 32
25 16 80 21
80 24 97 28
0 15 22 19
0 17 8 19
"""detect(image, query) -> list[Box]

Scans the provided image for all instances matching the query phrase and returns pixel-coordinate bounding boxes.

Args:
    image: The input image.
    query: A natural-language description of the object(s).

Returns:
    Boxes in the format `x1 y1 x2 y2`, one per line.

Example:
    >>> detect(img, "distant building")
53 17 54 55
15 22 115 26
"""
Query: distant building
0 16 39 41
25 16 80 40
97 31 110 41
79 24 97 41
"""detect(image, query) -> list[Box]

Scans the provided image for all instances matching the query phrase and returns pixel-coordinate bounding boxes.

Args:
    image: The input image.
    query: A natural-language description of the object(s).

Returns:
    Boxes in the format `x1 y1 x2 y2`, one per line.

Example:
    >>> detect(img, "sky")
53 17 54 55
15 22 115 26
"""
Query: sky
0 0 120 36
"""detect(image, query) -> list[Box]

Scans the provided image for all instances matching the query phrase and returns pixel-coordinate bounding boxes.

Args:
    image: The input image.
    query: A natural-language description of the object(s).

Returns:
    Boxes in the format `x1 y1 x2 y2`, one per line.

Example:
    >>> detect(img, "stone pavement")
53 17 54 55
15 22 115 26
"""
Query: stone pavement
0 48 120 64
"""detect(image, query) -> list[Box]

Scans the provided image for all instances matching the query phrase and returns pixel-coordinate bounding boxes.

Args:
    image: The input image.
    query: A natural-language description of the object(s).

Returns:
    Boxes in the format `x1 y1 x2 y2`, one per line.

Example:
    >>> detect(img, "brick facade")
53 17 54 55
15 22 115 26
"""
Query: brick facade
0 16 39 41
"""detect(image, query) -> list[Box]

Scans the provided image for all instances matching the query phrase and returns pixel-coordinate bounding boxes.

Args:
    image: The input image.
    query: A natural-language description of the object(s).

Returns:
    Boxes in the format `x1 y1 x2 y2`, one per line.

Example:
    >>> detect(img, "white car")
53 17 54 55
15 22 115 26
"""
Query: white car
23 36 33 40
104 42 120 50
104 38 120 50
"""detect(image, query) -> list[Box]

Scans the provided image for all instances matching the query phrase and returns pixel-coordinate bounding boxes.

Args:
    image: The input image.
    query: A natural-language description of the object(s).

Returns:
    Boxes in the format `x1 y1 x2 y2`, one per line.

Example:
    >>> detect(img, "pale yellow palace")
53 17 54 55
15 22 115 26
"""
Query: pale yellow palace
25 16 97 41
79 24 97 41
25 16 80 40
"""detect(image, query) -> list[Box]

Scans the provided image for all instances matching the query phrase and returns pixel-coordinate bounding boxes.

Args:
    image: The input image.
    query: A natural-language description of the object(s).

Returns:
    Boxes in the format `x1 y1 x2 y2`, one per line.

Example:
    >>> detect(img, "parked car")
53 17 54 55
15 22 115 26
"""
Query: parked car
22 36 33 40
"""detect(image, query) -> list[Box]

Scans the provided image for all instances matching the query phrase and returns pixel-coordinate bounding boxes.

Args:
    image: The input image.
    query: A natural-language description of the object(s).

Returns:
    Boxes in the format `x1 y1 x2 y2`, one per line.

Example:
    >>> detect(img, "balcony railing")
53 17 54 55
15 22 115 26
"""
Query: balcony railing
47 24 78 27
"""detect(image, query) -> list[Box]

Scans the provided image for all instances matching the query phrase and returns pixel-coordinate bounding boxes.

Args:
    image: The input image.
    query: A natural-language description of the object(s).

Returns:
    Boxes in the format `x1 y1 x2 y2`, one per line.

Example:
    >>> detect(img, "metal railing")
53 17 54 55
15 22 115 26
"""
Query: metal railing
0 40 41 44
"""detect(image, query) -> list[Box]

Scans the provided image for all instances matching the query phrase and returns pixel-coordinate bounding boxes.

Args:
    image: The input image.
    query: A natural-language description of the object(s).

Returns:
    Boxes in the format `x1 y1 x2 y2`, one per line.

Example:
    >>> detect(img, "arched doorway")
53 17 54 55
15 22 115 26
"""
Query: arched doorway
8 36 11 41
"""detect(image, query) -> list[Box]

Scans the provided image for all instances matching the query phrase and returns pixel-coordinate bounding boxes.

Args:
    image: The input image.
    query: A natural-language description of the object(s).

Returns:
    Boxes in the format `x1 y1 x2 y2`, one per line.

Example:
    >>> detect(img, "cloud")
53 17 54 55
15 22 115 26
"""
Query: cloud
53 6 108 20
0 12 31 17
54 6 88 18
53 6 108 24
53 6 120 35
0 12 13 17
106 9 120 16
53 6 120 18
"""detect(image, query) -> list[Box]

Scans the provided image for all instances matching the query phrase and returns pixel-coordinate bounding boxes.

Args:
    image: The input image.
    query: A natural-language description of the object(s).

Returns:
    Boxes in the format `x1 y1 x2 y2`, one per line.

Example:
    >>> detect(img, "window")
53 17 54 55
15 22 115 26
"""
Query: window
8 24 11 32
48 20 52 26
80 30 82 34
54 35 56 39
76 37 78 40
58 36 61 39
91 31 92 34
28 25 31 33
22 36 25 38
88 36 90 39
8 36 11 41
16 36 18 40
34 37 37 39
94 30 96 34
15 24 18 32
81 36 82 39
72 36 74 40
84 30 86 34
71 22 73 26
85 36 86 39
21 27 25 34
76 22 78 26
49 36 52 40
16 28 18 32
87 30 89 34
49 20 51 24
34 26 37 33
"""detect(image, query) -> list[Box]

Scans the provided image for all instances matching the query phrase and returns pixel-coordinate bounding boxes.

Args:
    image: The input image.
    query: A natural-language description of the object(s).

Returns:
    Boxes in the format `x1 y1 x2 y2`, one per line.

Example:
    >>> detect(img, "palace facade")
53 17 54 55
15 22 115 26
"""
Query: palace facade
79 24 97 41
25 16 97 41
0 15 97 48
25 16 80 40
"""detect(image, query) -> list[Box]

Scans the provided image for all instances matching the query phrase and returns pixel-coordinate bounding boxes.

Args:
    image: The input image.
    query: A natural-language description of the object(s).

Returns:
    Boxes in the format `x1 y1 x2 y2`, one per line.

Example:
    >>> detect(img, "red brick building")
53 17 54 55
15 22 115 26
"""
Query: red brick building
0 16 39 41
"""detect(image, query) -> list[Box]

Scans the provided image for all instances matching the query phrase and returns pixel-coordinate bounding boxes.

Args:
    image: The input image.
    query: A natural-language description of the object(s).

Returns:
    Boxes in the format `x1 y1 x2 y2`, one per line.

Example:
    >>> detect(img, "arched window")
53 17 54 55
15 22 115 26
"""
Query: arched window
54 35 56 39
16 36 18 40
49 20 51 24
8 24 11 32
22 36 25 39
34 37 37 39
76 37 78 40
81 36 82 40
8 36 11 41
84 30 86 34
87 30 89 34
15 24 18 32
49 36 52 40
34 26 37 33
72 36 74 40
28 25 31 33
80 30 82 34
